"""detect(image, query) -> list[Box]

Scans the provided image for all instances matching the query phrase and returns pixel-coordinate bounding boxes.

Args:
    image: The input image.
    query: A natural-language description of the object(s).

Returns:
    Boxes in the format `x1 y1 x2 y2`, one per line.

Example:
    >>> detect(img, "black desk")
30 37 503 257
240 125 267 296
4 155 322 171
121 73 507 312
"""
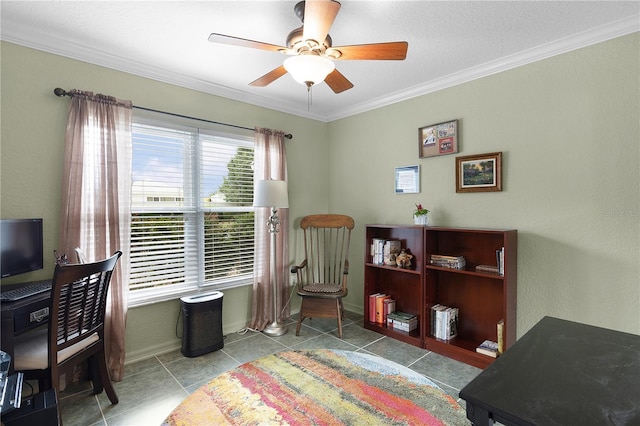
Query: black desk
1 282 51 374
1 284 61 425
459 316 640 426
1 388 59 426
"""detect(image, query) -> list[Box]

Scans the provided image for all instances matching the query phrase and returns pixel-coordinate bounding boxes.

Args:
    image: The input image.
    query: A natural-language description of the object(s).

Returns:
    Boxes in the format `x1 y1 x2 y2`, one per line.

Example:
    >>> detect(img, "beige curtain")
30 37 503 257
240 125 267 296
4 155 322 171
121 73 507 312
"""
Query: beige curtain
58 90 132 381
249 128 289 330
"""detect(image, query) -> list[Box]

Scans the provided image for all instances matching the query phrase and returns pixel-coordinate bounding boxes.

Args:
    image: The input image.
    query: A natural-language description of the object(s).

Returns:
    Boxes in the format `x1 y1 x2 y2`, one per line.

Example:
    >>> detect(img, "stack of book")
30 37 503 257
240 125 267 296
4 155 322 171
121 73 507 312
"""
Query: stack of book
387 311 418 332
476 340 499 357
430 254 466 270
368 293 396 324
431 304 458 340
370 239 401 266
371 238 386 265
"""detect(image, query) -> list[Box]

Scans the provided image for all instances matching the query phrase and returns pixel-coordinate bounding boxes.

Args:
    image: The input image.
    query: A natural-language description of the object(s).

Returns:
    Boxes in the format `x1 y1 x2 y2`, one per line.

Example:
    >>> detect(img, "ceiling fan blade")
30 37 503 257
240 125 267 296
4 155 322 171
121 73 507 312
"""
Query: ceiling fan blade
249 65 288 87
331 42 408 60
324 68 353 94
302 0 341 46
208 33 286 52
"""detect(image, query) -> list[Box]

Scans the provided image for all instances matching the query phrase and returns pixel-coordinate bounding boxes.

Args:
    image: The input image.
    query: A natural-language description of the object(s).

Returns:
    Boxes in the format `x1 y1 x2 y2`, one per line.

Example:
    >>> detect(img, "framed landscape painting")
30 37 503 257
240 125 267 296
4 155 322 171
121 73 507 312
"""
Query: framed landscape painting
456 152 502 193
419 119 458 158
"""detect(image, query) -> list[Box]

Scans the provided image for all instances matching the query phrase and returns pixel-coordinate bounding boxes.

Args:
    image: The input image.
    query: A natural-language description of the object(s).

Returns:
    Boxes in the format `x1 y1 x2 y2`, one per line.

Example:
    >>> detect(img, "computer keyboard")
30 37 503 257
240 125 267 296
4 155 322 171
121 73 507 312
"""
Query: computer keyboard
0 280 52 302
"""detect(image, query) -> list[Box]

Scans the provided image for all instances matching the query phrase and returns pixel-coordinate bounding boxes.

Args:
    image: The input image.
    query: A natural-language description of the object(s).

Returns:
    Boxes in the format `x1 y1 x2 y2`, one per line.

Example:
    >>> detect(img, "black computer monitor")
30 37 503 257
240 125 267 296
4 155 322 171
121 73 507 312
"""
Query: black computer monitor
0 218 44 279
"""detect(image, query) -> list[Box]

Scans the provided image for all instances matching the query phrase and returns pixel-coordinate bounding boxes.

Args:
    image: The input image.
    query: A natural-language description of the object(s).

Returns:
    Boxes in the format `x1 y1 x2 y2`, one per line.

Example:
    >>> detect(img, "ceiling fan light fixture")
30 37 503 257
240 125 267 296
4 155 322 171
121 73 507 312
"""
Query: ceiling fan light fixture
284 55 335 87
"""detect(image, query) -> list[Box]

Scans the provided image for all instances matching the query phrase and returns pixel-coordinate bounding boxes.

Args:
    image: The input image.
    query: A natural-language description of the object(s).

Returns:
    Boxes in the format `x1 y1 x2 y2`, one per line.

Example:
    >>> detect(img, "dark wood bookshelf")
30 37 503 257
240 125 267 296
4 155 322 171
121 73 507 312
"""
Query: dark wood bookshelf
364 225 424 348
364 225 517 369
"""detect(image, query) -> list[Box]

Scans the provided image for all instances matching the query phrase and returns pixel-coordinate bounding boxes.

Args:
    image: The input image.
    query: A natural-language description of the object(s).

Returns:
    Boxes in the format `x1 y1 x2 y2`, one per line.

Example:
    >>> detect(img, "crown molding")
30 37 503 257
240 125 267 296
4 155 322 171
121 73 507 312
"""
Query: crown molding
0 21 327 122
326 15 640 122
2 16 638 123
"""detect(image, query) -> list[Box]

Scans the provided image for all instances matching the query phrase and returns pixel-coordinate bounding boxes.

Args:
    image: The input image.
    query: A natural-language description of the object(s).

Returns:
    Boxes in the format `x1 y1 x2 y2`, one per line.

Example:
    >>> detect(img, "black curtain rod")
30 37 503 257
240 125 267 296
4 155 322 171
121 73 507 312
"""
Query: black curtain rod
53 88 293 139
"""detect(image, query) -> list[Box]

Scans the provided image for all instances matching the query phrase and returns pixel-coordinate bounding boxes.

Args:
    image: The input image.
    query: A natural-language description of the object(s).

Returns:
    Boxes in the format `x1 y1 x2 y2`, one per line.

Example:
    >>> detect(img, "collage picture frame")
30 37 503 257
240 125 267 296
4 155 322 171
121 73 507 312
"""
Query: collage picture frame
419 119 458 158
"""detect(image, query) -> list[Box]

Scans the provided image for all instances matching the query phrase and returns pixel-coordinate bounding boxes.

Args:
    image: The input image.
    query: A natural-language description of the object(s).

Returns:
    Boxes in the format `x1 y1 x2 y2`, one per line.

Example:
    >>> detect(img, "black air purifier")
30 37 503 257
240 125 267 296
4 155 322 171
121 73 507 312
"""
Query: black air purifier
180 291 224 357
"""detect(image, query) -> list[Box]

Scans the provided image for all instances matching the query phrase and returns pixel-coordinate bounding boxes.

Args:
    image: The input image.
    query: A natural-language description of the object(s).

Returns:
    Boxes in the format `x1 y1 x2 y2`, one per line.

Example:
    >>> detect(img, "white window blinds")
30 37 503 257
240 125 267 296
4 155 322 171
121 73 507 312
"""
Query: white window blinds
129 121 254 302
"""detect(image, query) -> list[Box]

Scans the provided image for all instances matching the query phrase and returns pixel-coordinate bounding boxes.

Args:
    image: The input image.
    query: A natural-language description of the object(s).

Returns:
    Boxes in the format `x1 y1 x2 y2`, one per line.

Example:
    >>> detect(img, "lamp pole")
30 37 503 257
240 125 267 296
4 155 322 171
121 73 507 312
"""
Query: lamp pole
263 206 288 336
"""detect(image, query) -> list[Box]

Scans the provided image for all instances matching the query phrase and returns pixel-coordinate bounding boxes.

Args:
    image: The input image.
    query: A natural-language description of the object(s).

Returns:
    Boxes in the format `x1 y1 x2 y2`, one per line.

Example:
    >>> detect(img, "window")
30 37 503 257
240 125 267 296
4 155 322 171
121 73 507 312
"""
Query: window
129 118 254 305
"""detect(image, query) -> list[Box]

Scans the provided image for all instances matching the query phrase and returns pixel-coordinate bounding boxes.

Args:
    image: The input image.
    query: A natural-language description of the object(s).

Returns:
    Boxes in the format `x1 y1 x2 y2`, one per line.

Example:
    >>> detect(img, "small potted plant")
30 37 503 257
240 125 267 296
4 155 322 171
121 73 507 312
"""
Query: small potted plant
413 203 429 226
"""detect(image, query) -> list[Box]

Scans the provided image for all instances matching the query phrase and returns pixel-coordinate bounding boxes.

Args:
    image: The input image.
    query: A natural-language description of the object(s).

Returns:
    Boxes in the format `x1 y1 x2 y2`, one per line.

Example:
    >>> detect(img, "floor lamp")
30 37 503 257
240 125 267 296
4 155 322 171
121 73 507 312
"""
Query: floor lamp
254 179 289 336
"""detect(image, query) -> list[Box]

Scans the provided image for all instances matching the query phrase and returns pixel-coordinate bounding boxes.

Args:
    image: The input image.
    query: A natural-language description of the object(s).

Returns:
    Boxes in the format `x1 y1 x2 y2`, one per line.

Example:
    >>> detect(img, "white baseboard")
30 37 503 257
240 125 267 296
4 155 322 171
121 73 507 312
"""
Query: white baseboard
124 305 363 364
343 300 364 316
124 317 254 364
125 341 182 365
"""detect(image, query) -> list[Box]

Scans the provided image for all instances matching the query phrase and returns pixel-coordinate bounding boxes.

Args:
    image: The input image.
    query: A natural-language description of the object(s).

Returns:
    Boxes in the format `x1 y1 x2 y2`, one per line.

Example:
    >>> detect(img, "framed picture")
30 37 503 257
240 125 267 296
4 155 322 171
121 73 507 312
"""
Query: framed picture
395 165 420 194
456 152 502 193
419 119 458 158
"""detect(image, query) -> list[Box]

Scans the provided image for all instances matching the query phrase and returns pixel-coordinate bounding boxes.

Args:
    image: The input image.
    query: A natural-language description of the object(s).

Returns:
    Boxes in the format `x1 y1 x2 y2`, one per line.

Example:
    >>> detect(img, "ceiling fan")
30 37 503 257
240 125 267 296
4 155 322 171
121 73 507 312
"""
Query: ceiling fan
208 0 408 94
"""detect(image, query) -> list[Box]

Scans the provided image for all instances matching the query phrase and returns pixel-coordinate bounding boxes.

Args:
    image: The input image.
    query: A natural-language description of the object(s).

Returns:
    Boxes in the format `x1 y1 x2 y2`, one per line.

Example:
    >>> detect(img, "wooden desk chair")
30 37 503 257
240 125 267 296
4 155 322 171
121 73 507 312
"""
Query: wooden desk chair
292 214 354 338
13 252 122 408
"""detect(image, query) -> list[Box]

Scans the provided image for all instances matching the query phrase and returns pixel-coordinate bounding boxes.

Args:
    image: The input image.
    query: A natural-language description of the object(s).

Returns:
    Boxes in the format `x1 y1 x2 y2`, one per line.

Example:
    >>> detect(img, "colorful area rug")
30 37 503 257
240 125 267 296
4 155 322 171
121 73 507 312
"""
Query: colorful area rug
163 349 468 425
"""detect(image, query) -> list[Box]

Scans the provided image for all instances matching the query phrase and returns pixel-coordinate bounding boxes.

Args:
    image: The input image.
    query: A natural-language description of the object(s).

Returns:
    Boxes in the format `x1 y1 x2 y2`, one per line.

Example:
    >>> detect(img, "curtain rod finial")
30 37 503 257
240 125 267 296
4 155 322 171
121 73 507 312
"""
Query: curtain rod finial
54 88 68 97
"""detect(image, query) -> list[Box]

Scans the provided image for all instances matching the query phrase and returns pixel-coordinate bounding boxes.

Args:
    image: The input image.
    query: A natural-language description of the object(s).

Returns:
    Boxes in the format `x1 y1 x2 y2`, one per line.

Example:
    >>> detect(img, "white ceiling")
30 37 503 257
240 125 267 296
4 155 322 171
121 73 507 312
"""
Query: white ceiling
2 1 638 122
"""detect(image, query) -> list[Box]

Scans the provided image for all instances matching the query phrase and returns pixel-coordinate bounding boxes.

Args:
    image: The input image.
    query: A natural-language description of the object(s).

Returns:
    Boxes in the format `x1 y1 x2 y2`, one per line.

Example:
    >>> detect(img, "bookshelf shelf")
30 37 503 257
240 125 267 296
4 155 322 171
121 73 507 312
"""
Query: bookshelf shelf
425 265 506 280
365 225 517 369
365 322 422 347
423 336 496 365
365 263 422 275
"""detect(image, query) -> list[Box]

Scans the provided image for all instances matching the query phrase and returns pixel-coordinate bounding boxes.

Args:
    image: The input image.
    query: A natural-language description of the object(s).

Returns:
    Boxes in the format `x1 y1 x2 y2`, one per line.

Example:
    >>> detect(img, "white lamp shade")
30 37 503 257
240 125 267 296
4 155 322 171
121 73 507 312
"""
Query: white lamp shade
254 180 289 208
283 55 335 86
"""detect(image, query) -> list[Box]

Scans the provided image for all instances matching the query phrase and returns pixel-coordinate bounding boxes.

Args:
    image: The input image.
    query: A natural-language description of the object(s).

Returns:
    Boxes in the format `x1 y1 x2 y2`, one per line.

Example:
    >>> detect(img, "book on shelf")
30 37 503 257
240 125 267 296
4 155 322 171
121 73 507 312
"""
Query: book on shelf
368 293 382 323
387 311 416 321
475 264 499 274
383 240 401 266
383 298 396 325
476 340 498 357
430 304 443 337
371 238 386 265
375 294 391 324
430 304 458 340
387 311 418 332
495 247 505 276
447 307 458 339
439 307 458 340
497 319 504 355
390 320 418 332
430 254 466 270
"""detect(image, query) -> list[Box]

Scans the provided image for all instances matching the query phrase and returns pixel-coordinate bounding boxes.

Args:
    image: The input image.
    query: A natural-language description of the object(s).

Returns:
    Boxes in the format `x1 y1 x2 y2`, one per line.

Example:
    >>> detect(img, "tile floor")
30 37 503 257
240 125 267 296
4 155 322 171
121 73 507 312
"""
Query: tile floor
49 311 481 425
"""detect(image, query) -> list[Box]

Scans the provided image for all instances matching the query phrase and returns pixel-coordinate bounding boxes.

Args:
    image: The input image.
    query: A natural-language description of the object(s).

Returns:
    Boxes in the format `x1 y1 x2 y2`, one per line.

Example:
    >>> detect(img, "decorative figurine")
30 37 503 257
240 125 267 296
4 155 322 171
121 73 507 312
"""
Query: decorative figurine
396 249 413 269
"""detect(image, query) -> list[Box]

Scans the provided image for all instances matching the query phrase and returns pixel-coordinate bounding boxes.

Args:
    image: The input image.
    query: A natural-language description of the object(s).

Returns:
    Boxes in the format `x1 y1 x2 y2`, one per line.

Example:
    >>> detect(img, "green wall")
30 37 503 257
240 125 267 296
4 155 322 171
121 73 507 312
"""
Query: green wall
2 33 639 362
329 33 640 335
0 41 328 361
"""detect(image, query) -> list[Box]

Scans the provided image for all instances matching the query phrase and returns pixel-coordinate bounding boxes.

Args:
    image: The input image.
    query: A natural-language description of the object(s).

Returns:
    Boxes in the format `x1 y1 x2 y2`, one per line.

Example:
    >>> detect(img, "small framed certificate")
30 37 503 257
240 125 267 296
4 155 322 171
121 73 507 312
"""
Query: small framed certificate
395 165 420 194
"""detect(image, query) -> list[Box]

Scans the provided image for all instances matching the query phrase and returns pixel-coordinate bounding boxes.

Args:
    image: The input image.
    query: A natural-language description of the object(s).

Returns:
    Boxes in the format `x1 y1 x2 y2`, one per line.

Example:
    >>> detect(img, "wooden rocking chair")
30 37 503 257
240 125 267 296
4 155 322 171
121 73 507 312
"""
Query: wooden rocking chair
292 214 355 338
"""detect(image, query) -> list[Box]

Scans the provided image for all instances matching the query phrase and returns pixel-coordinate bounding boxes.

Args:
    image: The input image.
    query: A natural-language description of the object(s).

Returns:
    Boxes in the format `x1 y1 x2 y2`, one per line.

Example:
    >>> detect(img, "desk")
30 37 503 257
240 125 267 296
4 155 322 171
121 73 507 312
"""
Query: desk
1 388 59 426
1 282 51 374
459 316 640 426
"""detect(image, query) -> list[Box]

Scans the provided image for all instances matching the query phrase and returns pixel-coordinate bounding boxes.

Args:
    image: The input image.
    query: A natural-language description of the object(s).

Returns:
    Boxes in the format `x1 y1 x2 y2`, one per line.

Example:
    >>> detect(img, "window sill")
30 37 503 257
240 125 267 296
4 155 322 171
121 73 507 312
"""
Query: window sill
128 277 253 308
